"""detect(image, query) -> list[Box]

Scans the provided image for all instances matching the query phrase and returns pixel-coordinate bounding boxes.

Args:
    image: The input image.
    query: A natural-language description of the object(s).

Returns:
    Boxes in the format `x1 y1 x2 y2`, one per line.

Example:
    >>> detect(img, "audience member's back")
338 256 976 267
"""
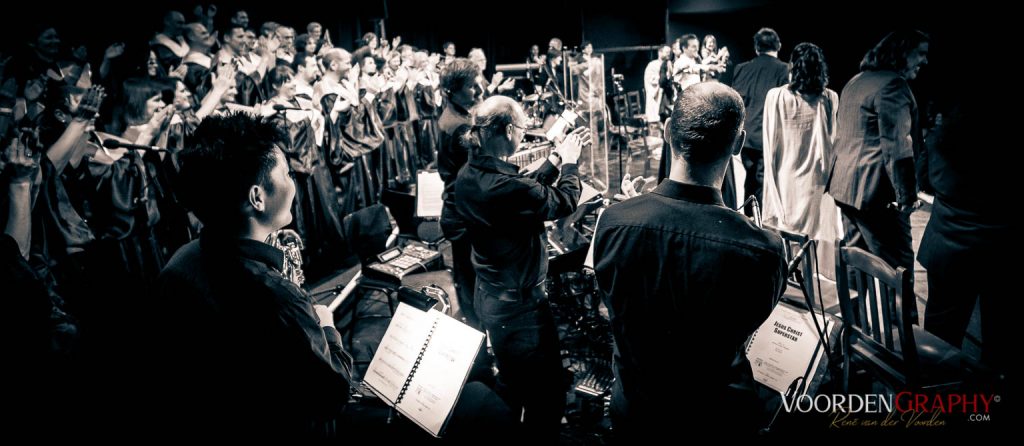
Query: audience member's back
594 185 783 414
593 82 785 436
153 237 348 437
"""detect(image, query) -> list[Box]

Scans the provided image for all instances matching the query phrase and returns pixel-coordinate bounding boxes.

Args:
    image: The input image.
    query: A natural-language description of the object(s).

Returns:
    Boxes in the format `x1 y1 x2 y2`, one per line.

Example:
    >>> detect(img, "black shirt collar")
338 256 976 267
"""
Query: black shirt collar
199 234 285 272
448 101 471 117
469 155 520 176
652 179 725 206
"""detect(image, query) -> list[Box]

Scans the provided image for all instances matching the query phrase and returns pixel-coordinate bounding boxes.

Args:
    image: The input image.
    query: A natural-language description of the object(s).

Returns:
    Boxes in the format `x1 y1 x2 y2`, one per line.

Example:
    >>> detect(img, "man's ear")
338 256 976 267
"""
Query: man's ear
248 185 265 212
732 129 746 156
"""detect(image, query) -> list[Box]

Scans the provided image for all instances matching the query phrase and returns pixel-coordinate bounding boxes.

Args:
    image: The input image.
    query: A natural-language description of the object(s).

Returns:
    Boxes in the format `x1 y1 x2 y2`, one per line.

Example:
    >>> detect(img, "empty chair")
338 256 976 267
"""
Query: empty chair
835 242 987 392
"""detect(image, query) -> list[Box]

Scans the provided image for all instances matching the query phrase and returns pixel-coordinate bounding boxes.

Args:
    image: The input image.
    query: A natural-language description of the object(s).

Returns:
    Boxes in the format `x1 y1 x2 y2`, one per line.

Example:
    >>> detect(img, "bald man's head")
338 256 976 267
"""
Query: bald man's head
321 48 352 73
668 82 745 165
464 95 527 157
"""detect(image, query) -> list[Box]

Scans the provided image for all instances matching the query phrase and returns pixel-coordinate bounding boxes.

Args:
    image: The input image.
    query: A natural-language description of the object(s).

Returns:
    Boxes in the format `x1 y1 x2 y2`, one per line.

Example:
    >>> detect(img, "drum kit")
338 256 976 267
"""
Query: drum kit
522 91 555 128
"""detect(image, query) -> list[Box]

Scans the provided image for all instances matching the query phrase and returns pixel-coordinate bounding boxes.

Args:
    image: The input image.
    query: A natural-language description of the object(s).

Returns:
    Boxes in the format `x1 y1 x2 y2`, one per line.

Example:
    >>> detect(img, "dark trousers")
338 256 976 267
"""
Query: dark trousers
740 147 763 215
836 202 914 271
450 237 479 330
924 254 1009 373
474 280 564 441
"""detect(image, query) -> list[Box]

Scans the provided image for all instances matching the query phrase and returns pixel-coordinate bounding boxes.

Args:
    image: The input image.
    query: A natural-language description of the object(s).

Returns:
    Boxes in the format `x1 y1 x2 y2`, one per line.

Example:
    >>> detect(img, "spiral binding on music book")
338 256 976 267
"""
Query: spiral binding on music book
395 314 440 405
745 328 759 355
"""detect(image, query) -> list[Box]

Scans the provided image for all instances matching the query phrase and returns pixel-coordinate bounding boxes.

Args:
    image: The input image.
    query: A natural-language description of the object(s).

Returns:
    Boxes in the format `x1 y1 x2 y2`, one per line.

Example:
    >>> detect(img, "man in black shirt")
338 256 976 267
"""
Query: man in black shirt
593 82 786 437
455 96 589 440
437 58 483 329
155 113 351 438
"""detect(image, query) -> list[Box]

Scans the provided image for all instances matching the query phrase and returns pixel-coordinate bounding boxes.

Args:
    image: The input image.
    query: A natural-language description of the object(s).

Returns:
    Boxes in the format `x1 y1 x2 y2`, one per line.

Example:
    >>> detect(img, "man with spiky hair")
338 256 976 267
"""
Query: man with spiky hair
156 113 351 438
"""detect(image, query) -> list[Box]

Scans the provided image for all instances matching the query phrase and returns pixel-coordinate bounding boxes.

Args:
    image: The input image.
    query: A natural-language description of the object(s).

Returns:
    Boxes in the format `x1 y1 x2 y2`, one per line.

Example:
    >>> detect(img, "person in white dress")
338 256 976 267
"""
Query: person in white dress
762 42 840 266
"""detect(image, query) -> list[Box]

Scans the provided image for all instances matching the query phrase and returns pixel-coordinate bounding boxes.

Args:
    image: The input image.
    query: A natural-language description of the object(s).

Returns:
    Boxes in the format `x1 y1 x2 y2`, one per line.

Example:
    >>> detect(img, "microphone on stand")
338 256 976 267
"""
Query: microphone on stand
103 139 167 152
272 104 305 112
786 239 814 276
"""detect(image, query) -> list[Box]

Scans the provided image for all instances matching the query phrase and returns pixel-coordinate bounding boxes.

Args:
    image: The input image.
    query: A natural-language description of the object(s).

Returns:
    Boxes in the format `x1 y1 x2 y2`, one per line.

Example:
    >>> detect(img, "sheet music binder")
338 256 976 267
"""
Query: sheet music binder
745 301 832 396
363 303 484 437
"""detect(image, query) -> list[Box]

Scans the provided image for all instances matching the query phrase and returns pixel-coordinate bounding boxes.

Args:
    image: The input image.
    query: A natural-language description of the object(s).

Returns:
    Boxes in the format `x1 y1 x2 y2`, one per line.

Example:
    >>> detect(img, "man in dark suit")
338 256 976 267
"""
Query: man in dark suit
731 27 789 213
826 30 929 271
919 92 1011 375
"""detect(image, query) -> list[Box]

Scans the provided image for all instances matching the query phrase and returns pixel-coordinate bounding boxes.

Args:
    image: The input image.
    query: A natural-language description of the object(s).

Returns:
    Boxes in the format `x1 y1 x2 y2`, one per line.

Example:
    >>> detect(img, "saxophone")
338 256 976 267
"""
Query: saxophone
266 229 306 286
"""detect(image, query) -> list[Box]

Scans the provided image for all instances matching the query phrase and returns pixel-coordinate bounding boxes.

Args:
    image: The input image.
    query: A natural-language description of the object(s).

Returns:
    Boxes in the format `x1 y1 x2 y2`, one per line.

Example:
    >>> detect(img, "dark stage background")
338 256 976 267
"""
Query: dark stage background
2 1 981 115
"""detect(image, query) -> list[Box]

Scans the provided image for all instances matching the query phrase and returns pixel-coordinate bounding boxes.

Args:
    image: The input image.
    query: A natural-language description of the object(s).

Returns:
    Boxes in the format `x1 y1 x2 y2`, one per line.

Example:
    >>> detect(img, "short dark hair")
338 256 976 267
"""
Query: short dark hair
260 21 280 38
296 33 310 45
179 113 285 228
668 83 745 164
754 27 781 54
441 58 479 96
681 34 698 48
292 52 313 71
267 65 294 93
789 42 829 95
362 32 377 46
224 25 246 41
860 29 929 72
120 77 175 127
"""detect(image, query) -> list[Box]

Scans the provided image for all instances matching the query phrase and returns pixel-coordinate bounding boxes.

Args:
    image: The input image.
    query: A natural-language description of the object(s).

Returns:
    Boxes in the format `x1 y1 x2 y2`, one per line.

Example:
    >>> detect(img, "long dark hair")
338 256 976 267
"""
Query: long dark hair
789 42 829 96
860 30 929 72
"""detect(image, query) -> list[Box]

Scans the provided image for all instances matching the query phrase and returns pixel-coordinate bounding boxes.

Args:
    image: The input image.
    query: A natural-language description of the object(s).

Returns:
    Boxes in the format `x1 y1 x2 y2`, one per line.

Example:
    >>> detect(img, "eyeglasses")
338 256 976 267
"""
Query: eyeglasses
510 123 528 131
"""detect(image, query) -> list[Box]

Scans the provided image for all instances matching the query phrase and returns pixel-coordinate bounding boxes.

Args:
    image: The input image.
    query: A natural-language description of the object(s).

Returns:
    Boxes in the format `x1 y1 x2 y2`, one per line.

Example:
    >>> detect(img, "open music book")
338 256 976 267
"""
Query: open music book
363 302 484 437
745 301 832 395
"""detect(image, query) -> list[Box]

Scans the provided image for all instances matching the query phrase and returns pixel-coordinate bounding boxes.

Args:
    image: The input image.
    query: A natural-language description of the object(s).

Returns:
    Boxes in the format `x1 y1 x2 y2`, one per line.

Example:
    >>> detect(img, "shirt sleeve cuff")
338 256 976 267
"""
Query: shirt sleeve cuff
323 326 344 351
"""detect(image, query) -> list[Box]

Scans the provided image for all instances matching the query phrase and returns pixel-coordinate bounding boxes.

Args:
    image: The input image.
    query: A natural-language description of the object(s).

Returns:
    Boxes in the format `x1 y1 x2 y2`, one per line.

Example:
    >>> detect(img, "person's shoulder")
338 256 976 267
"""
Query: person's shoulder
229 254 308 307
747 224 786 260
600 193 668 225
825 88 839 102
262 274 309 306
850 71 909 99
766 84 788 99
756 226 786 254
438 109 470 133
712 210 786 256
161 240 201 277
880 73 911 90
855 70 904 87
